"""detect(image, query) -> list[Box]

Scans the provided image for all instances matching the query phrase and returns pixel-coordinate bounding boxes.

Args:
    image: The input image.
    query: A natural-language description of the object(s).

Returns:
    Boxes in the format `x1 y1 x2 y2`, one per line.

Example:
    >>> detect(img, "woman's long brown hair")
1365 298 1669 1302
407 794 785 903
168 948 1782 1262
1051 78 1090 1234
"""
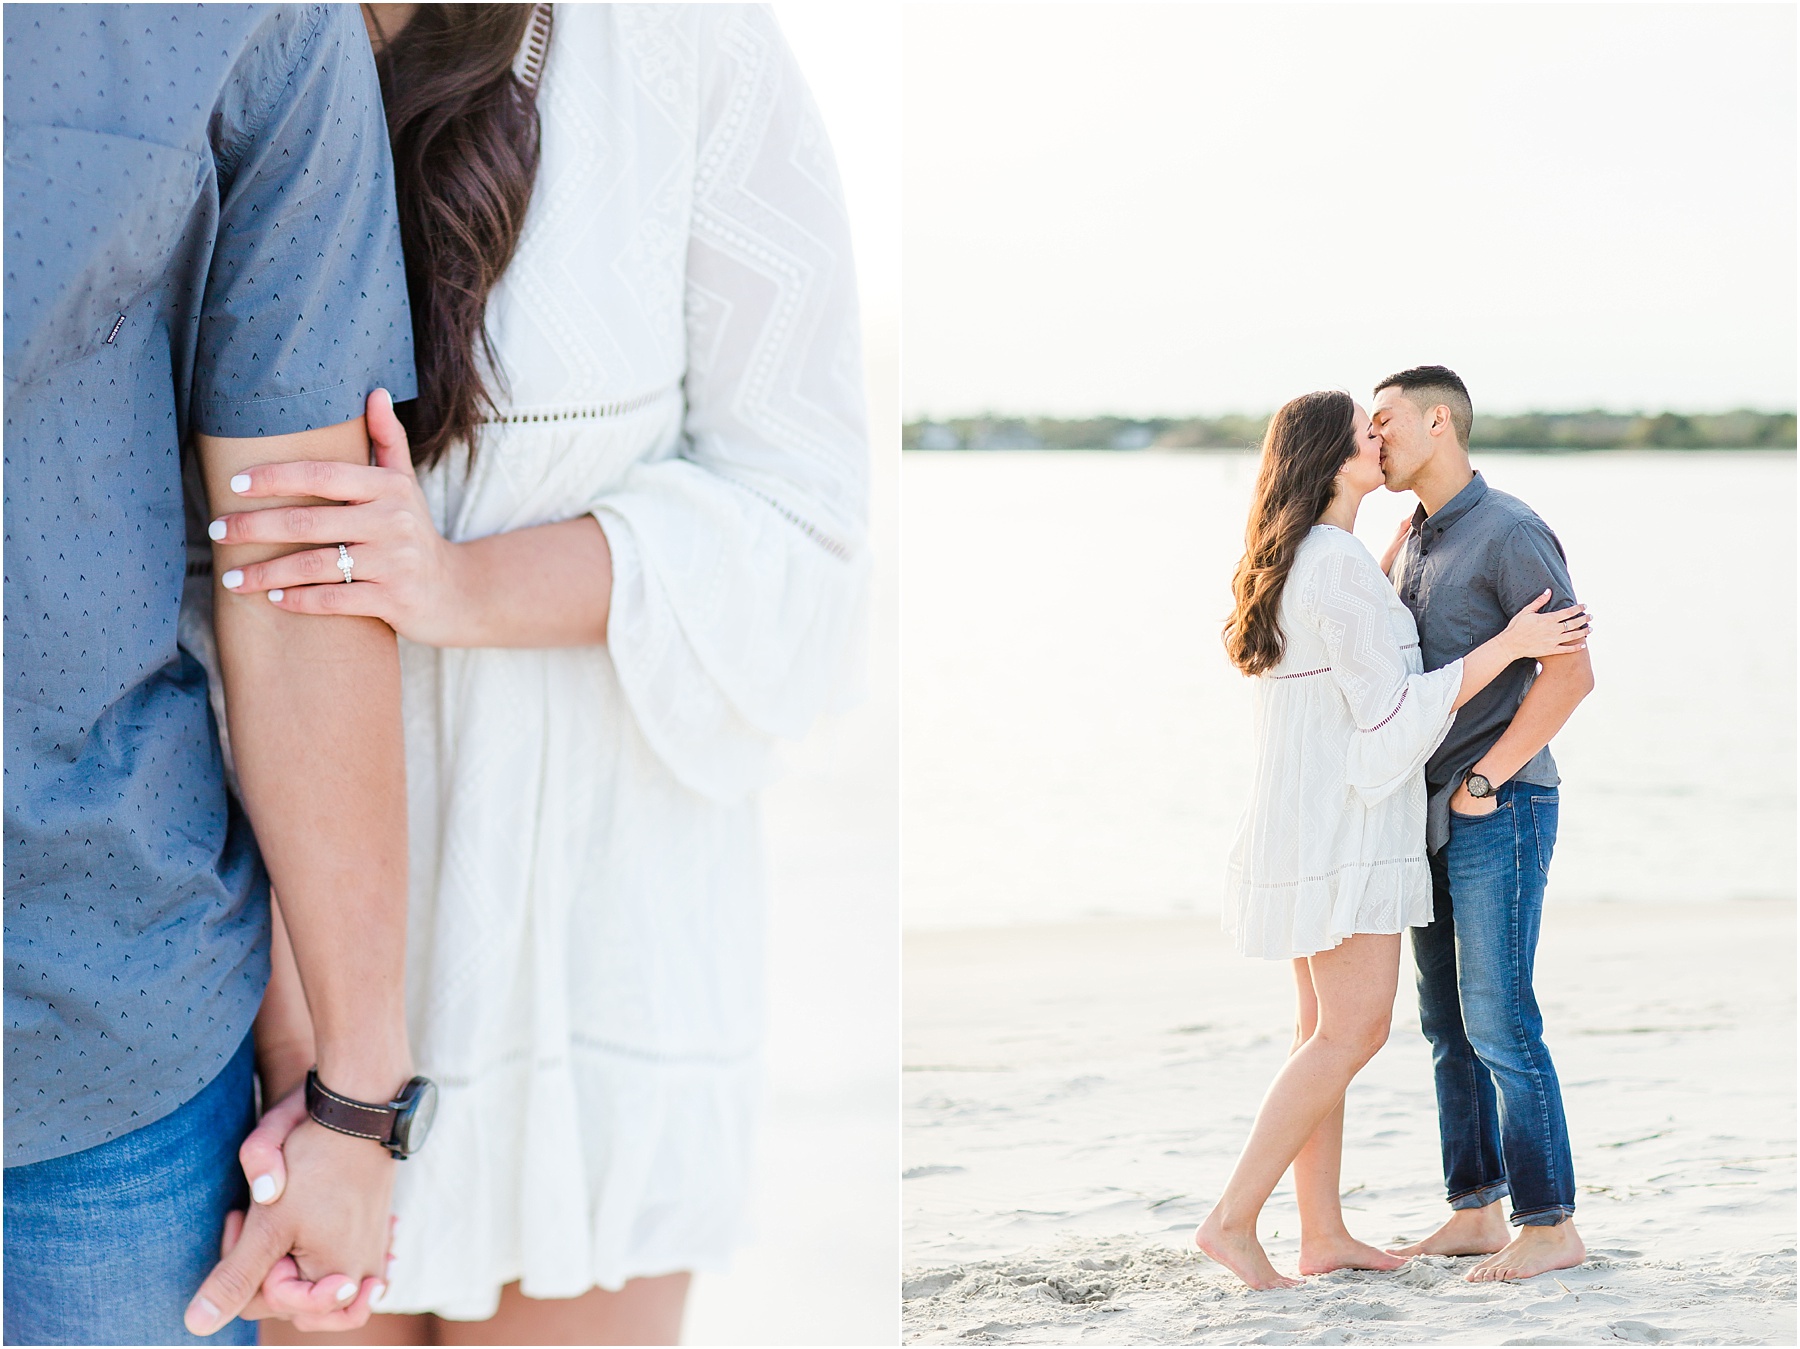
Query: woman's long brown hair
371 4 547 469
1223 390 1360 676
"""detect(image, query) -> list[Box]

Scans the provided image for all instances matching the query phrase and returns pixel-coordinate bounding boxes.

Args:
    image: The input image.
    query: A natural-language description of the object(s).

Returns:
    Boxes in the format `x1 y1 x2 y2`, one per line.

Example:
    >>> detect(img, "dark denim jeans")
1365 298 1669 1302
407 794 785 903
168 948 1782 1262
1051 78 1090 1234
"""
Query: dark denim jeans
4 1033 257 1345
1411 780 1575 1227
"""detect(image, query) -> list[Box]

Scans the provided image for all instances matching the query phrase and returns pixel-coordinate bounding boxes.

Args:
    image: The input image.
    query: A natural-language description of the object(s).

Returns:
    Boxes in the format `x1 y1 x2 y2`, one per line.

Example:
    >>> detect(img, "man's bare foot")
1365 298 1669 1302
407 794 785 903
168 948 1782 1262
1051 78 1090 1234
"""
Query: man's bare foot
1194 1210 1302 1290
1465 1219 1586 1282
1298 1230 1408 1275
1387 1201 1508 1257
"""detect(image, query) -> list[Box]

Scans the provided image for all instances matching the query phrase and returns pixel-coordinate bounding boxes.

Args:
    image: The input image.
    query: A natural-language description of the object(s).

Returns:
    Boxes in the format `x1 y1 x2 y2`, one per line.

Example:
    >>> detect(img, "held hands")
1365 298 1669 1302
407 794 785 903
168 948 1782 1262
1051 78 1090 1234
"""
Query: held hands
1503 590 1591 662
186 1091 396 1337
211 389 465 646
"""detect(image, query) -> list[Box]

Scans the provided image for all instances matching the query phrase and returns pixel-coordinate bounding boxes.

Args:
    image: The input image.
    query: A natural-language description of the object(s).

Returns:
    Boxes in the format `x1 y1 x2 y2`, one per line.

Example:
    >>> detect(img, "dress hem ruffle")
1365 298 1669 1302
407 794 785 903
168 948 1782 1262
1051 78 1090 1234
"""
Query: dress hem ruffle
1225 853 1434 960
376 1047 761 1321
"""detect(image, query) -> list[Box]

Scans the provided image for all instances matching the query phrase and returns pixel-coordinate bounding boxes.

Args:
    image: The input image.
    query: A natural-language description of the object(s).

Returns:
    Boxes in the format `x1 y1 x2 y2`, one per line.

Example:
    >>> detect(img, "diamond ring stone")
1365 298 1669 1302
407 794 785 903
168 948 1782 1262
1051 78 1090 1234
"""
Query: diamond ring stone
337 543 355 583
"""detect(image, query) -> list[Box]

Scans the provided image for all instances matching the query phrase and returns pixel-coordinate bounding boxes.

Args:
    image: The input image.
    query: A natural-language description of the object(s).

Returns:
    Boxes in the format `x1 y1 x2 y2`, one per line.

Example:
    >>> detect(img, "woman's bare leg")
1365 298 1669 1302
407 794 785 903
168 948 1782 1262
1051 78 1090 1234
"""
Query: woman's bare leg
432 1275 691 1347
259 1312 431 1345
1195 934 1400 1289
1286 959 1343 1232
1286 960 1350 1256
1287 960 1406 1275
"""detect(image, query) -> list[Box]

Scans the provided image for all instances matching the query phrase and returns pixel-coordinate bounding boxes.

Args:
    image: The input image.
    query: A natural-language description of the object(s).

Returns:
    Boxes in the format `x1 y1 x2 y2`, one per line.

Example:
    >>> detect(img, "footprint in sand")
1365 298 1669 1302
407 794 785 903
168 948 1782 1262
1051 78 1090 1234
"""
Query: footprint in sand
1606 1320 1674 1344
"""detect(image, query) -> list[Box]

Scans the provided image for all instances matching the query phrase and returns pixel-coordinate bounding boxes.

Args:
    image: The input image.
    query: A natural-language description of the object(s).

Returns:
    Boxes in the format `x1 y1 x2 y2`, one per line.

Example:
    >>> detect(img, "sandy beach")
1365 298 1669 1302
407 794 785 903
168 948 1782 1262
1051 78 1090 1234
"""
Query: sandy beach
903 900 1795 1345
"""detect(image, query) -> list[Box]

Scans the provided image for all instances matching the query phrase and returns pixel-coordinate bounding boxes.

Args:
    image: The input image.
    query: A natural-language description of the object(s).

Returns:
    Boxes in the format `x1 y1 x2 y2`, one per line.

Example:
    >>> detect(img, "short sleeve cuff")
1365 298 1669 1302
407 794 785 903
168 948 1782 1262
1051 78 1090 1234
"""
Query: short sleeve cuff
196 369 416 439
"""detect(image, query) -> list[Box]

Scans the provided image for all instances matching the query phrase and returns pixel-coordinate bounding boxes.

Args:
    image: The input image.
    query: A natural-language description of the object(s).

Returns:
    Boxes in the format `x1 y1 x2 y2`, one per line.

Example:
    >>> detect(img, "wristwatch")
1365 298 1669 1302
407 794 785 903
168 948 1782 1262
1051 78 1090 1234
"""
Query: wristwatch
306 1070 439 1159
1463 770 1495 799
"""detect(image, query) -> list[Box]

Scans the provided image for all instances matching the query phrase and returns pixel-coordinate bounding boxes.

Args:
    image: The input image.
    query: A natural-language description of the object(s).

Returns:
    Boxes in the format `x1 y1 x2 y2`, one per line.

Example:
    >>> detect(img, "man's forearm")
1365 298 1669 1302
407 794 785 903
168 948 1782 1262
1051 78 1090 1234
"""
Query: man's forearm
201 421 412 1102
1471 649 1595 785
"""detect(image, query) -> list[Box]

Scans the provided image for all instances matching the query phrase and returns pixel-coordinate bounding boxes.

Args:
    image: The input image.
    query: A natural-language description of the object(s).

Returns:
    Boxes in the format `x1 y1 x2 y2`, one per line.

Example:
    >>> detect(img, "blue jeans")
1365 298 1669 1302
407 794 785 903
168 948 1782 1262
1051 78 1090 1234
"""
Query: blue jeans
4 1033 258 1345
1411 781 1575 1227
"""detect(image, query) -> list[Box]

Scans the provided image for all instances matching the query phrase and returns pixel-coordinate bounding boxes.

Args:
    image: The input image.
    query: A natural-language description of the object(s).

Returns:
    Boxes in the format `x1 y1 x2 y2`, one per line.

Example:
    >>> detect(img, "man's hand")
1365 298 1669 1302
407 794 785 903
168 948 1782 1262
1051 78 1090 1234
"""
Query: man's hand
185 1118 394 1336
1458 648 1596 806
216 1209 389 1333
1449 782 1500 816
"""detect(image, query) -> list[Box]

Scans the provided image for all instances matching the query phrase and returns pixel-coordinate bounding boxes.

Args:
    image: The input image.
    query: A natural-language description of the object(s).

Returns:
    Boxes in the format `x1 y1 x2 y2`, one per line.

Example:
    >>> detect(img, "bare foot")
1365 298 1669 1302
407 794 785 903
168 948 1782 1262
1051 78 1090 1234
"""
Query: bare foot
1387 1201 1509 1257
1194 1210 1302 1290
1465 1220 1586 1283
1298 1230 1408 1275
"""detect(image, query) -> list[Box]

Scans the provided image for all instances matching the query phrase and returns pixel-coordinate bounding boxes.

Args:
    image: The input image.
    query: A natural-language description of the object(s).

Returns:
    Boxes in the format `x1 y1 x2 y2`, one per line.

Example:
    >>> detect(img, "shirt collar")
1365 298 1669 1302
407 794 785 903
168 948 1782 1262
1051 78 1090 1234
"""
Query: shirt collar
1412 470 1488 537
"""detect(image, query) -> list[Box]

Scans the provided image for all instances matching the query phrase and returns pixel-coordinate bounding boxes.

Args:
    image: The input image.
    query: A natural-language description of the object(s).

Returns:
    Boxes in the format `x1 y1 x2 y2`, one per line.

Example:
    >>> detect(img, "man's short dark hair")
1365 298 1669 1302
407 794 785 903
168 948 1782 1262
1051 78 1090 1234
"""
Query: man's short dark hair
1375 365 1473 449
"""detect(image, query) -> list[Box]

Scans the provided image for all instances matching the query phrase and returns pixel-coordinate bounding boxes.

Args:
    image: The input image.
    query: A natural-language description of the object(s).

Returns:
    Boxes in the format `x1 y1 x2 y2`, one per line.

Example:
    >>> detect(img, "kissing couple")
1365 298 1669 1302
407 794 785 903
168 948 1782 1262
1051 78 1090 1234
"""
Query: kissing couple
1201 366 1595 1288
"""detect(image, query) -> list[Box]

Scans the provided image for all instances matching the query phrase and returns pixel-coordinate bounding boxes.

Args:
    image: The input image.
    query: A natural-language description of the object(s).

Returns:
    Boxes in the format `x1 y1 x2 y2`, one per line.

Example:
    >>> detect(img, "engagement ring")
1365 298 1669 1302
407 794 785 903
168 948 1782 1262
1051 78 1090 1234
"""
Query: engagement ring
337 543 355 583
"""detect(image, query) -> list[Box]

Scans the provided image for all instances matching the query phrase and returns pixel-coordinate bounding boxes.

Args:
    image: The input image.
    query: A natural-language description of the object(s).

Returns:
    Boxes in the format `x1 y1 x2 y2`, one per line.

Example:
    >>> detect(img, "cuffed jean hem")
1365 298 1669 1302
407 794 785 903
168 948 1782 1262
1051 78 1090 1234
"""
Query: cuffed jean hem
1449 1180 1510 1211
1511 1204 1576 1228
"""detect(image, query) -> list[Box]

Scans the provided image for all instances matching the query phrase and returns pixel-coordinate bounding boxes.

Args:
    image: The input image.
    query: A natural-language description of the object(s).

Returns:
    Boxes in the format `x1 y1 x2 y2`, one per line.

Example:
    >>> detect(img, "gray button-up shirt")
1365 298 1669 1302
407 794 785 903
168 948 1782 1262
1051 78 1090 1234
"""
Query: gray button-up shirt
5 4 415 1166
1391 472 1578 853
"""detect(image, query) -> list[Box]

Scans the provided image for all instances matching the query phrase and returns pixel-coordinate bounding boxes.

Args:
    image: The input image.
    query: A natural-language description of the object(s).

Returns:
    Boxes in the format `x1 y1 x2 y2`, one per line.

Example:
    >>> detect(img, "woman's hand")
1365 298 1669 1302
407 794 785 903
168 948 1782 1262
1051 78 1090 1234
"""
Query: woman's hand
1378 514 1413 577
239 1081 308 1208
211 389 468 647
212 1084 396 1332
1502 590 1591 662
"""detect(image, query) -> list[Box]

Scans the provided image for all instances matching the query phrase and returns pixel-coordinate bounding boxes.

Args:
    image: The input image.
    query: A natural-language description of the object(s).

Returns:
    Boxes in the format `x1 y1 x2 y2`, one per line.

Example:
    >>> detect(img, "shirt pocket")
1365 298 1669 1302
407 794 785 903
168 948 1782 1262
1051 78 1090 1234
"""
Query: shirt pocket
4 125 208 388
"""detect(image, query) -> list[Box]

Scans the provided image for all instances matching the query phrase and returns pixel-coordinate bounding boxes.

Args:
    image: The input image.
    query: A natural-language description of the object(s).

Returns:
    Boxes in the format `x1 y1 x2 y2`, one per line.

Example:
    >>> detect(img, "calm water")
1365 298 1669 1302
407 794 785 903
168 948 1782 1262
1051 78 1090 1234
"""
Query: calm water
903 450 1795 929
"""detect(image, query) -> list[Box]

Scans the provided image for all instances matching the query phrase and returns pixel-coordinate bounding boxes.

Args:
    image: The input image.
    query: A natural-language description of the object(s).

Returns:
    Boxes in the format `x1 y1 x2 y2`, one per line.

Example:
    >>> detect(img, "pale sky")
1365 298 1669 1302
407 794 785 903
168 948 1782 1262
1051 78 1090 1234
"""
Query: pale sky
904 3 1797 417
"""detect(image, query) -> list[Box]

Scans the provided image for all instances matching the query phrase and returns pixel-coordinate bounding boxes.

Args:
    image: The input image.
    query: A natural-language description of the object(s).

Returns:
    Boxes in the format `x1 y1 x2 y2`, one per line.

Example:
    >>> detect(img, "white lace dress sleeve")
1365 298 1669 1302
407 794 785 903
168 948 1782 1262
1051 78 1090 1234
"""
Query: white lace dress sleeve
1306 537 1462 804
593 7 869 802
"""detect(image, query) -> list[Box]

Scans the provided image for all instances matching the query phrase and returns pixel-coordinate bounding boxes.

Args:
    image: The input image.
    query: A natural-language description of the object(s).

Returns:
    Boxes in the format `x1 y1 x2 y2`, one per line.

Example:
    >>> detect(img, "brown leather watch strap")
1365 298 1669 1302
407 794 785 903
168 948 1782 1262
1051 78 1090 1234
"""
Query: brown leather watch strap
305 1070 397 1145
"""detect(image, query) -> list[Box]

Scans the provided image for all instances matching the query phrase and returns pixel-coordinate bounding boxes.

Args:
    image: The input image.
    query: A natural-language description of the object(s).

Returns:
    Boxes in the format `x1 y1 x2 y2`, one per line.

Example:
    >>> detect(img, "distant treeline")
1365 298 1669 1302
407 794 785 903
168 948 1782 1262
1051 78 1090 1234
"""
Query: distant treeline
904 410 1797 452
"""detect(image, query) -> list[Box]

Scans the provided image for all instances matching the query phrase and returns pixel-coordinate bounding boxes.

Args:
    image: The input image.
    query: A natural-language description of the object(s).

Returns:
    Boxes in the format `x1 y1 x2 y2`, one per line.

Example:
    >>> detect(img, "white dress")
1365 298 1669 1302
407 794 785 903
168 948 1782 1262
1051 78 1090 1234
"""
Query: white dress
380 6 868 1316
1223 527 1460 960
182 4 868 1319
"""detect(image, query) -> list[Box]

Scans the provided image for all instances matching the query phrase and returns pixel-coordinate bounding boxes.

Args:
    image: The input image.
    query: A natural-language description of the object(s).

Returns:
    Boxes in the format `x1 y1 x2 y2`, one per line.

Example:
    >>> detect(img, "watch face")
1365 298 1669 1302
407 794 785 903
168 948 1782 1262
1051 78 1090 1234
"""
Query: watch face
393 1077 438 1156
1467 774 1492 797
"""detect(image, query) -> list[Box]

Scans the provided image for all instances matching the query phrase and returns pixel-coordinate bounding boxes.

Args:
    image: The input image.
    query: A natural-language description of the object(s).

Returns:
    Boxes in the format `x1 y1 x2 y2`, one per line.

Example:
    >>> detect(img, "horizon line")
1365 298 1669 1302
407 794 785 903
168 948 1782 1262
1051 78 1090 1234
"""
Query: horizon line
903 406 1798 422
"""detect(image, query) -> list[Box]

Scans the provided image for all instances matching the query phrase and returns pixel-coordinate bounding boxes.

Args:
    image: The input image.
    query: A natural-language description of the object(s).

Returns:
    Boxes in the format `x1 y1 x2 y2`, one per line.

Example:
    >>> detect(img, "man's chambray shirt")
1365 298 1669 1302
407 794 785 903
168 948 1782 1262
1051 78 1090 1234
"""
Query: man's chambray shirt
4 4 415 1166
1391 472 1579 854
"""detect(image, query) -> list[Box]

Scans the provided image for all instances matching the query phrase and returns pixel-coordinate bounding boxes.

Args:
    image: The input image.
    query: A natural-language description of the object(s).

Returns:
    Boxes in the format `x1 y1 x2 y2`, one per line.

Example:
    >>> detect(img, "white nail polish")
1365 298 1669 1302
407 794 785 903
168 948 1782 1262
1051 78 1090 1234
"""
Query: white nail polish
221 569 244 591
186 1296 221 1334
230 473 252 493
250 1173 276 1203
207 520 227 542
268 589 284 603
336 1281 359 1303
371 1282 388 1307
